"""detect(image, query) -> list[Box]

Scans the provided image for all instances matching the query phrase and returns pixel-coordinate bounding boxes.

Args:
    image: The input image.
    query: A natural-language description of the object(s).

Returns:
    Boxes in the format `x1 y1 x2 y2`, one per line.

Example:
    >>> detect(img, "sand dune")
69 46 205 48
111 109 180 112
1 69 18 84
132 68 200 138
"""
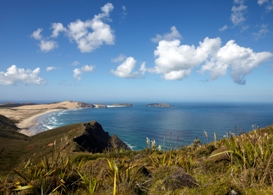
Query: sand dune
0 101 93 136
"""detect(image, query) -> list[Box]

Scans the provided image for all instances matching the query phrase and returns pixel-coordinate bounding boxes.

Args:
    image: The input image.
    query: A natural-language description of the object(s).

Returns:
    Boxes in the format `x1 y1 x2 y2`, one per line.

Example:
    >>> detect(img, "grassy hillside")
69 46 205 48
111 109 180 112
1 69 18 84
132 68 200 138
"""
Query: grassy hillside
1 116 273 194
0 115 30 172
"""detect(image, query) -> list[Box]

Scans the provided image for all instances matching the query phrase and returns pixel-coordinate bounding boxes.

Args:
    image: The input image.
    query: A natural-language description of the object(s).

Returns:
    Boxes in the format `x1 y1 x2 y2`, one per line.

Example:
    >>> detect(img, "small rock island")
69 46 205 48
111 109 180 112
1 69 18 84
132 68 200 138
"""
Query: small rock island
147 103 171 107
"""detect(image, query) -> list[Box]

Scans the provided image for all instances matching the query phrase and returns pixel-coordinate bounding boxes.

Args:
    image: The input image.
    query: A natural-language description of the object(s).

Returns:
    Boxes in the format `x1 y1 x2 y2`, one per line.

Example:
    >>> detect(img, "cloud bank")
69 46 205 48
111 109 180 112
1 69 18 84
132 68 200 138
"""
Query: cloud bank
0 65 45 85
151 27 273 84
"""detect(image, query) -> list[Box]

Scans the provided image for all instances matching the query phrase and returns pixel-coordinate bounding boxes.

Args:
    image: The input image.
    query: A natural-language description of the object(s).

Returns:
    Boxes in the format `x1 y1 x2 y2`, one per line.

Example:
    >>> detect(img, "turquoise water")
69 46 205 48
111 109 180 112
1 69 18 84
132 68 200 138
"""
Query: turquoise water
30 102 273 150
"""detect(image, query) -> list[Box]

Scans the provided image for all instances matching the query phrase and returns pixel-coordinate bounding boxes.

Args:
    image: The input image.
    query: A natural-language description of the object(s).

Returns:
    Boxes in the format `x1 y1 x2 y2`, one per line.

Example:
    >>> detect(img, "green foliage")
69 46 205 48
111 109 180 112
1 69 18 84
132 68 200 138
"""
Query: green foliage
1 124 273 194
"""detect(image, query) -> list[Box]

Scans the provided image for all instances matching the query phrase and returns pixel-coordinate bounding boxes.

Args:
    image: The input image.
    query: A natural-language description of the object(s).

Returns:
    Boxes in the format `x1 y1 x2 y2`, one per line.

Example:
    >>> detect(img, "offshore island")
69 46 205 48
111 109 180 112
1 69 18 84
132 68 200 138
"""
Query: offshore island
0 100 273 194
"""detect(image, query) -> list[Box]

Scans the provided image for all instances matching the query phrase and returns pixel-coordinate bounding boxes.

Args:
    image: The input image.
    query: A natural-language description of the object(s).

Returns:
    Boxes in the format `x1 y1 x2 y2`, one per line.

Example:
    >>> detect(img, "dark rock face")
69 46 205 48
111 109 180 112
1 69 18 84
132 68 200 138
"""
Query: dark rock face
109 134 129 149
78 102 94 108
73 121 130 153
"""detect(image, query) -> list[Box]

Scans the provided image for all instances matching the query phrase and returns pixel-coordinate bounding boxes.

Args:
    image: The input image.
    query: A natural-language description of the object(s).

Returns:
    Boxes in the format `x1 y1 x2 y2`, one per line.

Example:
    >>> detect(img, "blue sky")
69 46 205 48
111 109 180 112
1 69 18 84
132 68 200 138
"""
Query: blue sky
0 0 273 103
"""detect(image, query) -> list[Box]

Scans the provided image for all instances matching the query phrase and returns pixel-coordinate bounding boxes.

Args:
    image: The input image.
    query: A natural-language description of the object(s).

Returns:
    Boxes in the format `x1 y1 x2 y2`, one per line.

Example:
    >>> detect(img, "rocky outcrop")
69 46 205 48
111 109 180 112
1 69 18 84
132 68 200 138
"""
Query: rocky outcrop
147 103 171 107
77 102 94 108
73 121 130 153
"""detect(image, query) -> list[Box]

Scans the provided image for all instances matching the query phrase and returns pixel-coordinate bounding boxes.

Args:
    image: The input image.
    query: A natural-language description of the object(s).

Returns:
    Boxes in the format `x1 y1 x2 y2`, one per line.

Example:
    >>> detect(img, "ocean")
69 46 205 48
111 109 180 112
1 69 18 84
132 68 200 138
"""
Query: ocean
30 102 273 150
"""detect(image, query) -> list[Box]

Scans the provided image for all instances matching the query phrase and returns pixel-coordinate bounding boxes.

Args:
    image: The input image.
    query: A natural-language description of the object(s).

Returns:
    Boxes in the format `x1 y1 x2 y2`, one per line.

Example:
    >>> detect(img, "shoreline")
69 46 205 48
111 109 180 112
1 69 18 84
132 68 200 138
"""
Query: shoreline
17 109 61 136
0 100 94 137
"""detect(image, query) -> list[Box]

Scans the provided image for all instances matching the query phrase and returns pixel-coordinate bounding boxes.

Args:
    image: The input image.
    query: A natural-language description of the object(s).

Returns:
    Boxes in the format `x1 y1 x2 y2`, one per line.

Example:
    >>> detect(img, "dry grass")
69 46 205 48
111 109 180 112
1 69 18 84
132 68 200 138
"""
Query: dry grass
1 123 273 194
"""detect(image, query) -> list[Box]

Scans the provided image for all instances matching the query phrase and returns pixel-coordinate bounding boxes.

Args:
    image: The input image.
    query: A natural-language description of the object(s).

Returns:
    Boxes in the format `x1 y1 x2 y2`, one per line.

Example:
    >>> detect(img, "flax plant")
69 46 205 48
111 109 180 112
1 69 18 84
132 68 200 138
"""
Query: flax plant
211 127 273 186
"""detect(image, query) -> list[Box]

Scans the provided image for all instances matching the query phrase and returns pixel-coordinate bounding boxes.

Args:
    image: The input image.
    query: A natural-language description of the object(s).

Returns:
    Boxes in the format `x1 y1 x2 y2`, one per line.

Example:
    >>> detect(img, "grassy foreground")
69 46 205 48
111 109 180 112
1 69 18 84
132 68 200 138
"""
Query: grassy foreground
1 119 273 194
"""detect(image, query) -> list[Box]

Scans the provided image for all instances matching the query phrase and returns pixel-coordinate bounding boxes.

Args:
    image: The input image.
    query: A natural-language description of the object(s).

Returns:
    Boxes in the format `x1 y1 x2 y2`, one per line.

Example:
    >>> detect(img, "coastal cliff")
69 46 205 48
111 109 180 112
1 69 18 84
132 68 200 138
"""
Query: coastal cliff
0 117 129 173
73 120 130 152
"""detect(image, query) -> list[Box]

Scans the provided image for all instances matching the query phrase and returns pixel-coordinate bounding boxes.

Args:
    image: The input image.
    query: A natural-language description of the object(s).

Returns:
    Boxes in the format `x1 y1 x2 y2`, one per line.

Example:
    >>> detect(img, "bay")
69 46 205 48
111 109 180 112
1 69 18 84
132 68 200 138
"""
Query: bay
30 102 273 150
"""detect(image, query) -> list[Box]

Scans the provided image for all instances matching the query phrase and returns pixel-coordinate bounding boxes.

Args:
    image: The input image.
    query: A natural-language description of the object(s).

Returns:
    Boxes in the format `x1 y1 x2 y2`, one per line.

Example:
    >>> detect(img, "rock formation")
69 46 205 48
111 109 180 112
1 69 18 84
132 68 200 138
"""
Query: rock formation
73 120 130 153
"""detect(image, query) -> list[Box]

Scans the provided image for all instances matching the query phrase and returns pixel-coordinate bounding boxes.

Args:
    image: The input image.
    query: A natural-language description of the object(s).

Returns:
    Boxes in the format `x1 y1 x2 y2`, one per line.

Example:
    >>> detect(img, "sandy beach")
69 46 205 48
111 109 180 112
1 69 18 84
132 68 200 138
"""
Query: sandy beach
0 101 93 136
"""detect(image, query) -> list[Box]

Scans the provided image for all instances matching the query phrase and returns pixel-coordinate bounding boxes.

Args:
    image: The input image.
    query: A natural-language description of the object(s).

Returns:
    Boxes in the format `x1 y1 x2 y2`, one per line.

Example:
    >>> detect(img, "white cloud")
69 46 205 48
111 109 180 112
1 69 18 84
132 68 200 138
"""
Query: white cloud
110 57 140 78
31 28 43 40
200 40 273 84
72 61 80 66
230 1 247 26
46 66 59 72
51 23 66 38
111 54 126 62
73 65 95 80
31 28 58 52
140 62 147 75
152 37 221 80
31 3 114 53
73 68 81 80
151 27 273 84
151 26 182 43
0 65 45 85
253 24 269 40
67 3 115 52
39 40 58 52
219 25 228 32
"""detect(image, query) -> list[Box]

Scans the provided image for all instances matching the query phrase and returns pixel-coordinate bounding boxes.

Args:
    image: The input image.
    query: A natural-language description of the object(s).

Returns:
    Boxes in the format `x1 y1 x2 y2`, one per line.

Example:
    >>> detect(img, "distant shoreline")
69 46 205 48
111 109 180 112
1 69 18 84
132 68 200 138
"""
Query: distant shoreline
0 101 94 136
0 101 133 136
17 109 61 136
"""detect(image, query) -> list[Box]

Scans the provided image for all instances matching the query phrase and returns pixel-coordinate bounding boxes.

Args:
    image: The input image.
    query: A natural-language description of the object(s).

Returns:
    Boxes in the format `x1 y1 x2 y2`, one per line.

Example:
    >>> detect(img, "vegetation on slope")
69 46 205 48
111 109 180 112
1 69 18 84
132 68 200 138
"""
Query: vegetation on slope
1 116 273 194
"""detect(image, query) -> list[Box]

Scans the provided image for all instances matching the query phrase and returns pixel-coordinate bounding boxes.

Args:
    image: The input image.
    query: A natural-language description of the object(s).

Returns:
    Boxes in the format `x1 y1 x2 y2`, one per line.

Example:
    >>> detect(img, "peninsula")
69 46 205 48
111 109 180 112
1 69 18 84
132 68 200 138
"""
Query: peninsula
0 101 133 136
0 101 93 135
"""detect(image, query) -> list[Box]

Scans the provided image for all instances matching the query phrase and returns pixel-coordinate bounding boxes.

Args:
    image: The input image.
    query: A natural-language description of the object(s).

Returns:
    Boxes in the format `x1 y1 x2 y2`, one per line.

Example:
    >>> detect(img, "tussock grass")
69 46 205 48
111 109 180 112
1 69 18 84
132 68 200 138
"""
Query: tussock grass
1 123 273 194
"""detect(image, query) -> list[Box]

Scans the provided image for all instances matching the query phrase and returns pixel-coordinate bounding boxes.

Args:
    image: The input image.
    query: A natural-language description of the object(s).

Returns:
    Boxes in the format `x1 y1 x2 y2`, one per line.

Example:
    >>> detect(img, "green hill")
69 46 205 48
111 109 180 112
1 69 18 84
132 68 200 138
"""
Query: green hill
1 114 273 194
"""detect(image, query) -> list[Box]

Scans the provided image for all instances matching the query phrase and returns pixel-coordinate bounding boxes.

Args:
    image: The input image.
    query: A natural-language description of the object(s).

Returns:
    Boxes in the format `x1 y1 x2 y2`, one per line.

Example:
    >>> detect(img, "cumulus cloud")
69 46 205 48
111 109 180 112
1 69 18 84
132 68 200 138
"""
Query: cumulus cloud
73 65 95 80
110 57 141 78
253 24 269 40
200 40 273 84
152 36 221 80
219 25 228 32
151 26 182 43
111 54 126 62
67 3 115 52
51 23 66 38
31 28 43 40
0 65 45 85
151 27 273 84
31 3 115 53
230 0 247 26
31 28 58 52
39 40 58 52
